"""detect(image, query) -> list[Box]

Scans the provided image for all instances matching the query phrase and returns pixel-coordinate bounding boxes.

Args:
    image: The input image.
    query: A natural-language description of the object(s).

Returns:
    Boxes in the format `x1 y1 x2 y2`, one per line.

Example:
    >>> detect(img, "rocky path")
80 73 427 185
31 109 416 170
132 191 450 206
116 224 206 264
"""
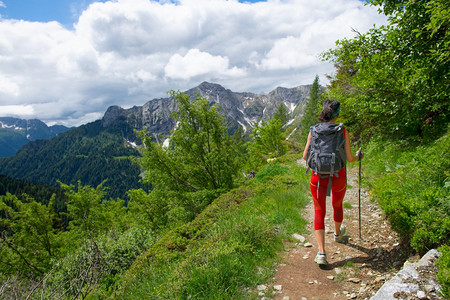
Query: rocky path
265 163 420 300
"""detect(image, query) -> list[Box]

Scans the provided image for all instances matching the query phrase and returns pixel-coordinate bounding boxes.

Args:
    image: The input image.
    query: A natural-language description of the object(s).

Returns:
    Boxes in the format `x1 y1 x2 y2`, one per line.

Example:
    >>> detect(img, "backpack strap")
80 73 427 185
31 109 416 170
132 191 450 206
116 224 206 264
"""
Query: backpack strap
305 126 318 175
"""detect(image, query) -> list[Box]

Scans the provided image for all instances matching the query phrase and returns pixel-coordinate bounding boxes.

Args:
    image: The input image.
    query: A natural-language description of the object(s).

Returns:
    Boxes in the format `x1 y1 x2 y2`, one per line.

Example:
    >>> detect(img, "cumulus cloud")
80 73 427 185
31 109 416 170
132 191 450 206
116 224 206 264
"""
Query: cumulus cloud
0 105 34 116
0 0 387 126
165 49 246 79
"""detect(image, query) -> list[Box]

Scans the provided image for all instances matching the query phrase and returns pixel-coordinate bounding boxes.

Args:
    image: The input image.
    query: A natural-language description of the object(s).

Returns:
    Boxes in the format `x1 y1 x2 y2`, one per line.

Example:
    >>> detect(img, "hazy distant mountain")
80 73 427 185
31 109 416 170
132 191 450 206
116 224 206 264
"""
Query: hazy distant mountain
0 82 311 199
0 117 71 157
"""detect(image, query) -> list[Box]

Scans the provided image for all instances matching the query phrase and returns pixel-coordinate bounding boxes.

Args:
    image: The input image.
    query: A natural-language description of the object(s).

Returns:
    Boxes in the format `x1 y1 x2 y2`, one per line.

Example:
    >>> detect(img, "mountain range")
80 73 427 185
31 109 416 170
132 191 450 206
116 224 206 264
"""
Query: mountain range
0 117 71 157
0 82 311 199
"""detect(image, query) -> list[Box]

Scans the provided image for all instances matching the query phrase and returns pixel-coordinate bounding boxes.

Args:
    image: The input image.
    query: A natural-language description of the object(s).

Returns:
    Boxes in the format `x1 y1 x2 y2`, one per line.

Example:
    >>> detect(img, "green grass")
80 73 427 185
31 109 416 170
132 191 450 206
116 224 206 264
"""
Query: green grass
363 131 450 296
343 202 353 209
437 244 450 299
117 161 310 299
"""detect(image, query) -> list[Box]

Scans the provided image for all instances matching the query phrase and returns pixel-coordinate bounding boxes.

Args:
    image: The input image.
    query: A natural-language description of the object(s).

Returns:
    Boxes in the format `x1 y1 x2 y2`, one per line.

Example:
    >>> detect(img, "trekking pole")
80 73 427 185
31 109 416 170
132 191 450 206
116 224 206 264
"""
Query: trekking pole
358 147 362 239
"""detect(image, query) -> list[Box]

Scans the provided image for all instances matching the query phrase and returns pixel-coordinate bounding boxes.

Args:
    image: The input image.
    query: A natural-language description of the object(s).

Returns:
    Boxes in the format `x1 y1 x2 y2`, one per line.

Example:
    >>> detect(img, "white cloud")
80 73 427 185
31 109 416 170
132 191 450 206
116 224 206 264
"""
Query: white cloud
0 0 388 126
0 74 20 97
0 105 34 116
165 49 246 79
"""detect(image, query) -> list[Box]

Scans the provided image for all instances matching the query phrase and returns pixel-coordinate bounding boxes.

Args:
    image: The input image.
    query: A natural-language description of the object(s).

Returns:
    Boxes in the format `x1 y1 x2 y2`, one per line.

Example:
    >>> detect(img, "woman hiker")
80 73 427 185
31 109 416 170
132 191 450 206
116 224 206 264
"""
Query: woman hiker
302 100 363 265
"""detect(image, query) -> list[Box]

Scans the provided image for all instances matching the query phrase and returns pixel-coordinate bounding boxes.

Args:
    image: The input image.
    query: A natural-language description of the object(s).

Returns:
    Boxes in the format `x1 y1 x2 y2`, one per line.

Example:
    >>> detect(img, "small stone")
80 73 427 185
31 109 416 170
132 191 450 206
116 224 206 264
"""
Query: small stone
292 233 306 242
403 260 413 268
273 285 282 291
417 291 426 299
303 255 309 259
375 276 384 283
424 285 435 292
327 275 334 280
304 242 313 247
283 297 290 300
257 284 267 291
308 281 314 284
348 278 361 283
348 293 357 299
301 297 308 300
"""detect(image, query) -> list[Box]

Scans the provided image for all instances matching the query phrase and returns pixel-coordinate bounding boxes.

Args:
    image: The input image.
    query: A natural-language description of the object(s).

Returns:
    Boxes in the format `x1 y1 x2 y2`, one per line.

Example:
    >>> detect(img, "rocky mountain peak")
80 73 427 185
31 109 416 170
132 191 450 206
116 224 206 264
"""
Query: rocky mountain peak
100 82 311 140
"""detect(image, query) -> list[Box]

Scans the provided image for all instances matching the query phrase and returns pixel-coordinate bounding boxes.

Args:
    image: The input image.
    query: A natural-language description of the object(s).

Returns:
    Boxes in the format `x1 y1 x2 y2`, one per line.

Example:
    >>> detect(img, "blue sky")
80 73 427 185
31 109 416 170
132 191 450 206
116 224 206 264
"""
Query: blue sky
0 0 264 27
0 0 103 27
0 0 387 127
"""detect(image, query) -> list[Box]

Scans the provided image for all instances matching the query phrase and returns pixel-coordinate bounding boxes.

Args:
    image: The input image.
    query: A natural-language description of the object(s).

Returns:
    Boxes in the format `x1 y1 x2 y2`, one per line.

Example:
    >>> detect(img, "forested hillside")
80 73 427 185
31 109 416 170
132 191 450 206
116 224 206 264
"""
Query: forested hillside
0 175 67 213
0 120 146 199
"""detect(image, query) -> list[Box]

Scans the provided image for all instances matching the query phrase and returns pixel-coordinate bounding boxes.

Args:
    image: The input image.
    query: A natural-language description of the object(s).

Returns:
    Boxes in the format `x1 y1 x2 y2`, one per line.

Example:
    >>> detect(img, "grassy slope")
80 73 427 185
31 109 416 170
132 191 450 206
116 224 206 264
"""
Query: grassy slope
116 155 310 299
110 130 449 299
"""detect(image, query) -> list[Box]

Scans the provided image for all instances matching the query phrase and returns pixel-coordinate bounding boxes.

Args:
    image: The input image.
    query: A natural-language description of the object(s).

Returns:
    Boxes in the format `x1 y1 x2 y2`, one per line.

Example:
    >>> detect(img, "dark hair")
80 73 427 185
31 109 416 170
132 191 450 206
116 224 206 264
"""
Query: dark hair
318 100 340 122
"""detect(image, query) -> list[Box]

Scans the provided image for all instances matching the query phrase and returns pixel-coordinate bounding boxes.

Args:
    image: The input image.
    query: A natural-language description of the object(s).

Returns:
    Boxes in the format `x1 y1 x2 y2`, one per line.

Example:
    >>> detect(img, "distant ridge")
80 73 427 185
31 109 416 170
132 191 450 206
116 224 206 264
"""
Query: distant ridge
0 82 311 199
0 117 71 157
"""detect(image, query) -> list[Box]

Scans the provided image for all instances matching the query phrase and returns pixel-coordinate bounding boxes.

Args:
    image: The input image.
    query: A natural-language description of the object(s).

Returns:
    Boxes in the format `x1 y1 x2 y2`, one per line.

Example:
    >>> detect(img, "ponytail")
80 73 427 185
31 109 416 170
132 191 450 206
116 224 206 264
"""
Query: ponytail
318 100 340 122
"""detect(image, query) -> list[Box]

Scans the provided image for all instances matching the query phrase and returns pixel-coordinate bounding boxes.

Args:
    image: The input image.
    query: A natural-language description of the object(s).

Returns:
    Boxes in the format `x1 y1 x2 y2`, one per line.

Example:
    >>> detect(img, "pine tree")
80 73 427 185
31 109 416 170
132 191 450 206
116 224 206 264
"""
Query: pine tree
301 75 322 138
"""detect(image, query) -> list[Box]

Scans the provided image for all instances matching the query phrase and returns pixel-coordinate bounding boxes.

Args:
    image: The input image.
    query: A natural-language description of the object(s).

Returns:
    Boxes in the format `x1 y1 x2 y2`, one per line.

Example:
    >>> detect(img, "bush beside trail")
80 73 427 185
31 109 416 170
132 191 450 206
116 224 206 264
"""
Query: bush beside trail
363 131 449 297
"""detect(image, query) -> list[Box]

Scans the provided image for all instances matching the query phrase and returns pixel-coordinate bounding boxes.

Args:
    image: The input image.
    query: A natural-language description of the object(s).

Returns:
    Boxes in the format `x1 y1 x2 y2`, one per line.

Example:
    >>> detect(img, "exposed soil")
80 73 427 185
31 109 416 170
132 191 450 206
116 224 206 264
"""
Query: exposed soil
266 161 425 300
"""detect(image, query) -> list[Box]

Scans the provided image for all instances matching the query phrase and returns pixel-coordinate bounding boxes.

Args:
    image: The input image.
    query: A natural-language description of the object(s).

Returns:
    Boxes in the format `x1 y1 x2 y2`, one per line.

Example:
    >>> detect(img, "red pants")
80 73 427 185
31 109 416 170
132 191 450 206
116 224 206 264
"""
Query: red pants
310 168 347 230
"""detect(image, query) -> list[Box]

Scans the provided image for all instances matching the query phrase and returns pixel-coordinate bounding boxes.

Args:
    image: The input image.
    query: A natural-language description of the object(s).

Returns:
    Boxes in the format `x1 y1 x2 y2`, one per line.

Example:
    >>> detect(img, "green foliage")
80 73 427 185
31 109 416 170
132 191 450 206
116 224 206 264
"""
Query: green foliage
43 226 155 298
322 0 449 142
0 174 68 215
436 244 450 298
300 75 322 138
137 91 244 193
135 91 245 228
119 161 309 299
364 131 450 253
60 182 128 242
273 103 290 128
0 120 145 200
0 193 62 277
253 164 289 183
247 118 287 170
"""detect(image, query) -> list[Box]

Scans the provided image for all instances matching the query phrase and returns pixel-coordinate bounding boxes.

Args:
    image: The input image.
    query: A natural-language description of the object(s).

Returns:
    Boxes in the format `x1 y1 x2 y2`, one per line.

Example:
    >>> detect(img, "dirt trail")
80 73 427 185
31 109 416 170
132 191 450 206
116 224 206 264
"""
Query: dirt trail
269 162 414 300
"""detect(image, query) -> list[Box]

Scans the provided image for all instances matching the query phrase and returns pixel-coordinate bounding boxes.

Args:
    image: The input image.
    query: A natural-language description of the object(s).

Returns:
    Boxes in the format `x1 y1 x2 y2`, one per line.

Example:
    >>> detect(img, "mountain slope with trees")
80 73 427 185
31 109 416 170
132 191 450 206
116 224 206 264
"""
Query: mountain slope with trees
0 82 311 200
0 117 70 158
0 120 145 200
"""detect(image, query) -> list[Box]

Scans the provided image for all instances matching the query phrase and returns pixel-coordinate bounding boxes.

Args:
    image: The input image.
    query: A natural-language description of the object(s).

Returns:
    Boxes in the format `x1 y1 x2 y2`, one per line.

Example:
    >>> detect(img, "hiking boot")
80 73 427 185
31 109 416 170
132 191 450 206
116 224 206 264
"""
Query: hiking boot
334 225 346 243
314 252 328 265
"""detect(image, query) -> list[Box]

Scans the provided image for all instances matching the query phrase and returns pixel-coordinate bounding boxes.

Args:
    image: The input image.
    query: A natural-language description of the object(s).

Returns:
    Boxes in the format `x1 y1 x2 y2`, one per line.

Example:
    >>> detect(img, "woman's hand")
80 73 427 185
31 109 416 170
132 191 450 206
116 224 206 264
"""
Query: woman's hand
356 149 364 160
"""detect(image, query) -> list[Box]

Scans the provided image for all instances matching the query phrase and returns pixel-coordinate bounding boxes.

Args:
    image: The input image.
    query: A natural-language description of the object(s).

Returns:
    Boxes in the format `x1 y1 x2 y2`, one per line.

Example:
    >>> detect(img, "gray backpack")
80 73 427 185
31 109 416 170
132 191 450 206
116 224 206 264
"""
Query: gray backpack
306 122 346 196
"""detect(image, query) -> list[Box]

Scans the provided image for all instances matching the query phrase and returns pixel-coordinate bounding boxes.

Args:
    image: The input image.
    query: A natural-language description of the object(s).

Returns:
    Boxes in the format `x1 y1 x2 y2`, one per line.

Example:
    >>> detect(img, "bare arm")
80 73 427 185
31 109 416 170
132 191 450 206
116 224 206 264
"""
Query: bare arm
303 132 311 161
344 131 362 162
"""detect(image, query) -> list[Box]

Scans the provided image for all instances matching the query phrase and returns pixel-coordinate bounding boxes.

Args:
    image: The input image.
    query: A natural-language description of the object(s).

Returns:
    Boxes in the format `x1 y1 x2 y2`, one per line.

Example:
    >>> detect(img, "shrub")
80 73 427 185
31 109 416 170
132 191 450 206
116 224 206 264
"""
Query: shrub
436 244 450 298
365 132 450 253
